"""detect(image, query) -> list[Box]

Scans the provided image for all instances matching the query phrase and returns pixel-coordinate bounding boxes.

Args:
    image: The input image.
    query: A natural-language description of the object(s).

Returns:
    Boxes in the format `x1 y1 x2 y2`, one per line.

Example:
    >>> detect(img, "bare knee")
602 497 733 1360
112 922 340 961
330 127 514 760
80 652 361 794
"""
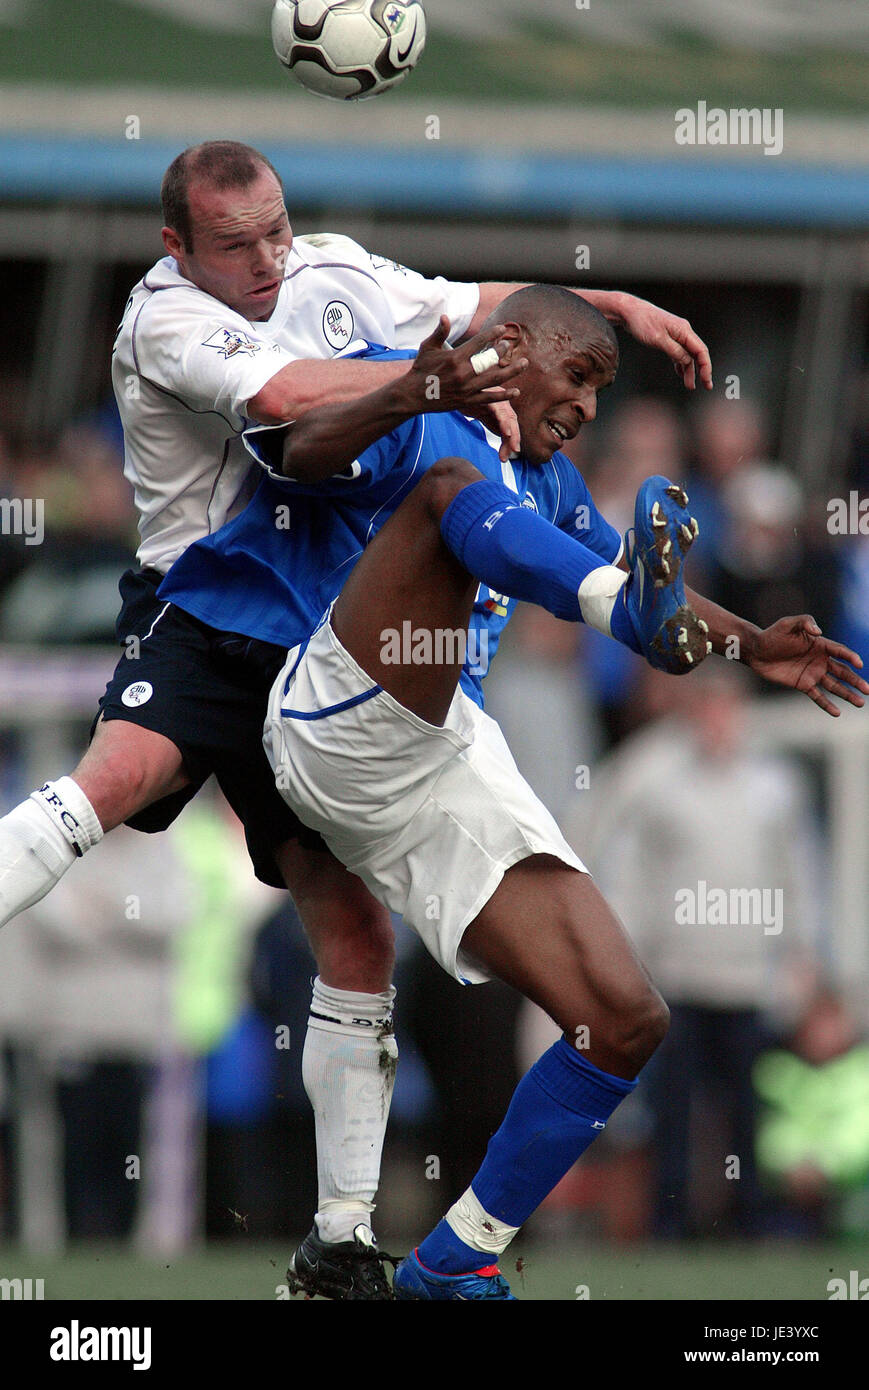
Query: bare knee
606 989 670 1072
417 456 485 524
556 976 669 1079
312 895 395 992
276 841 395 992
546 881 670 1073
464 861 670 1078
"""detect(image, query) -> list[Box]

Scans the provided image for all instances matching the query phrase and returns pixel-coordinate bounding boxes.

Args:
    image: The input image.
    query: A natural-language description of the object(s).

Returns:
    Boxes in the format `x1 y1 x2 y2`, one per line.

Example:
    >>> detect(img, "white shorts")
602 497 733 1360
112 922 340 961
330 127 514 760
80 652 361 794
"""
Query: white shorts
264 615 588 984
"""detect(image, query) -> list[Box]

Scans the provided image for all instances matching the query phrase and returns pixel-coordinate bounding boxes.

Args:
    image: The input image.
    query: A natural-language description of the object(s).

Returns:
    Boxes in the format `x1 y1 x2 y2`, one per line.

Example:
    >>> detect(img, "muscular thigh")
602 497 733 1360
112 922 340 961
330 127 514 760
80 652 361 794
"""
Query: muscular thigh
461 855 661 1060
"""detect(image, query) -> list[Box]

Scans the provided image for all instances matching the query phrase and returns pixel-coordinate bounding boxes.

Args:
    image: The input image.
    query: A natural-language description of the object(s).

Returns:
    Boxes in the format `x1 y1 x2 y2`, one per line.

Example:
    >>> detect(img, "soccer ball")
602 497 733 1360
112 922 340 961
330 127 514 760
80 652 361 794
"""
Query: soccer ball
271 0 426 101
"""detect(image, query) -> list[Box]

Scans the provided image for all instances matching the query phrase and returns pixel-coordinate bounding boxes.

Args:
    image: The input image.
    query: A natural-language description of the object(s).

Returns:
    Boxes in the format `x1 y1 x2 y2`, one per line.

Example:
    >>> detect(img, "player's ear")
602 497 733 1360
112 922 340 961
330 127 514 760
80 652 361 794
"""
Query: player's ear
162 225 184 262
494 322 523 364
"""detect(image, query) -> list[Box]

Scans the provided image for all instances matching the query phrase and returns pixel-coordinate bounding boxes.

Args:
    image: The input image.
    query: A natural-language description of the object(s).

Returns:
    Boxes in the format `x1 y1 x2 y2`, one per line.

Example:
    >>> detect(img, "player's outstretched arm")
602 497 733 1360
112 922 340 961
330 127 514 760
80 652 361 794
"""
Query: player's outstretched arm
247 355 409 424
601 483 868 689
596 293 712 392
279 318 526 482
684 586 869 716
466 282 713 391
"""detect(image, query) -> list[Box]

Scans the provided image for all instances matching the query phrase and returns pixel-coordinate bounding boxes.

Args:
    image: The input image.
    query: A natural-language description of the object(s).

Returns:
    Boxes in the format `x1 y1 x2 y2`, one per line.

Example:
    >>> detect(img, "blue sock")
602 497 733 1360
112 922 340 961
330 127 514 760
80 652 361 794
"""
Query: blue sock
440 479 616 623
417 1039 637 1275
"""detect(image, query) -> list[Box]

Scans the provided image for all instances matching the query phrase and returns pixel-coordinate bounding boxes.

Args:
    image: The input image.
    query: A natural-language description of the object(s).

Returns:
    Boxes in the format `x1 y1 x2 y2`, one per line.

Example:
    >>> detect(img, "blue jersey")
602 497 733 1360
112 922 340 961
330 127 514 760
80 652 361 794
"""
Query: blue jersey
159 347 622 705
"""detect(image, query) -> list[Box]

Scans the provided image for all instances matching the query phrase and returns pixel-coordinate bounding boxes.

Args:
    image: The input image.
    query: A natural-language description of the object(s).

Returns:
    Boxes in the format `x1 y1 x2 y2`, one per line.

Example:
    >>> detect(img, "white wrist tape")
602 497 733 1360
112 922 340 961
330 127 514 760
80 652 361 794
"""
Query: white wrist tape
470 347 500 375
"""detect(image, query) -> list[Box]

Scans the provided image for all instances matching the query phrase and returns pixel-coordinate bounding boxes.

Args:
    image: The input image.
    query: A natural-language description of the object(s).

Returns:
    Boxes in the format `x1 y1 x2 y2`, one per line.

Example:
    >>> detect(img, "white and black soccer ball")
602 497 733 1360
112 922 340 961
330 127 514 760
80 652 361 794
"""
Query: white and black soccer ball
272 0 426 101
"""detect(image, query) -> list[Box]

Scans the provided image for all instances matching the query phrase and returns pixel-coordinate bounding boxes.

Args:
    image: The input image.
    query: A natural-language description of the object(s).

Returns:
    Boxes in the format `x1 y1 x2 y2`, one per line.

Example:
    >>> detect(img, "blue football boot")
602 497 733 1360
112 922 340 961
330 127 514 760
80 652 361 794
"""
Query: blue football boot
393 1249 516 1300
621 475 711 673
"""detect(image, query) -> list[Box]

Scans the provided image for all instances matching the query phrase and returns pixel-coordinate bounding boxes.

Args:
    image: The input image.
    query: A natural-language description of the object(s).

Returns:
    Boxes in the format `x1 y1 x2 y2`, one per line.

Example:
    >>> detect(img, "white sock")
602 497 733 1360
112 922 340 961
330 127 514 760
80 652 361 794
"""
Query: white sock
0 778 103 928
577 565 628 637
302 976 397 1245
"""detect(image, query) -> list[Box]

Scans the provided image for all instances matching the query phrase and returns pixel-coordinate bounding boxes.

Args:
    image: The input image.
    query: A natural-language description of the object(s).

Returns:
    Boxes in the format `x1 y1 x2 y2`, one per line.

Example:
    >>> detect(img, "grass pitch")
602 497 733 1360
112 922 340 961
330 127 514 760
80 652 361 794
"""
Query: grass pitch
0 1238 861 1301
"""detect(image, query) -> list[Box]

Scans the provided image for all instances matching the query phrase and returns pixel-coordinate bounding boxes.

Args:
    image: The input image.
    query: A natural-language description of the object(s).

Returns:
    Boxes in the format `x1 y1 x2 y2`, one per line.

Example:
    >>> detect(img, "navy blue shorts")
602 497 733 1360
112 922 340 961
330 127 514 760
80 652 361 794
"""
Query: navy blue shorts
95 568 325 887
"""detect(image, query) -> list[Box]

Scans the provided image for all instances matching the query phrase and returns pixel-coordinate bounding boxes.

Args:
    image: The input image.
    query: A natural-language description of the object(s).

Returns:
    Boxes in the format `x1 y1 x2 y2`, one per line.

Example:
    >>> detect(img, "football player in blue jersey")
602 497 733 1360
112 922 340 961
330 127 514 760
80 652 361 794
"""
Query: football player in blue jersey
160 284 867 1297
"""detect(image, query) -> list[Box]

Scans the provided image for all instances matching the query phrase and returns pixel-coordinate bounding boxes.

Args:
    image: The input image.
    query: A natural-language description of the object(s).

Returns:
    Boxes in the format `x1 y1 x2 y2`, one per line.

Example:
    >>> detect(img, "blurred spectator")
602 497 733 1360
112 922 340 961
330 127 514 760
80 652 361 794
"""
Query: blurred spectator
685 396 767 573
484 603 604 827
833 370 869 666
592 397 688 531
242 899 322 1239
833 536 869 666
844 370 869 498
574 659 825 1239
0 768 278 1250
683 396 840 646
709 463 839 643
401 947 522 1213
0 432 38 600
167 796 282 1247
0 424 136 644
754 986 869 1238
1 821 191 1243
578 397 689 744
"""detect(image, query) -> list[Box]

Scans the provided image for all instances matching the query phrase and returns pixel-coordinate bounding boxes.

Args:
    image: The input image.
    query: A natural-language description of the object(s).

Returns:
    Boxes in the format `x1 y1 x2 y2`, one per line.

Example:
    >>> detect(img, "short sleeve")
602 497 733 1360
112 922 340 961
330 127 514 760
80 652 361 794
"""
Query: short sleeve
242 416 420 496
130 289 297 426
552 455 623 564
359 247 479 347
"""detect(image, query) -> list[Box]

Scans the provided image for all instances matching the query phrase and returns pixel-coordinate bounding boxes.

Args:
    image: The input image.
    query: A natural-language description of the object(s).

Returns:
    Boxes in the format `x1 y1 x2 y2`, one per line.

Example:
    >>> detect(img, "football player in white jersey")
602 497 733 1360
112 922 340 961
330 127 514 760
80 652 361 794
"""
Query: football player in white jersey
0 141 714 1297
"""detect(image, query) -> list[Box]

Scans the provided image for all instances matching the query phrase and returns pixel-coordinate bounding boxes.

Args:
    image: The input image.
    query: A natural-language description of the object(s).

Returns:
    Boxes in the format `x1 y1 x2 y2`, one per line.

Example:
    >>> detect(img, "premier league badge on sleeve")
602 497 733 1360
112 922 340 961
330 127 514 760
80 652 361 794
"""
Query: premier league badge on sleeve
201 327 263 359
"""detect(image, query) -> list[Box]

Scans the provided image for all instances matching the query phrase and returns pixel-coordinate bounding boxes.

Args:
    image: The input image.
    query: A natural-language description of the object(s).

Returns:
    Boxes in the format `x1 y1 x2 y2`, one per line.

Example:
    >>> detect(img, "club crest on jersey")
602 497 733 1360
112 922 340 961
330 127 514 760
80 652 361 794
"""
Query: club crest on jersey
322 301 355 350
121 681 153 708
202 328 261 359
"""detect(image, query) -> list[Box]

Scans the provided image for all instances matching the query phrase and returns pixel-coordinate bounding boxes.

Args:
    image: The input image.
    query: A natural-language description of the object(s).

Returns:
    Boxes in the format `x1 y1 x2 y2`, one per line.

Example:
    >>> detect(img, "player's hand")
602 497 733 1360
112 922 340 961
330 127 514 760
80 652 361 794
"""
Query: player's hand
407 316 527 461
481 398 521 461
746 615 869 716
613 295 713 391
406 316 527 434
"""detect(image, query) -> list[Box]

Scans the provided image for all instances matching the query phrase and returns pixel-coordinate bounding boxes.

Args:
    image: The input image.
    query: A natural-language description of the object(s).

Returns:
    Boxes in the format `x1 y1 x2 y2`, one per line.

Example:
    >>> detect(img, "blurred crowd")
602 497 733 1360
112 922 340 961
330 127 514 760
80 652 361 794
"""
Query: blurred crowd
1 373 868 1250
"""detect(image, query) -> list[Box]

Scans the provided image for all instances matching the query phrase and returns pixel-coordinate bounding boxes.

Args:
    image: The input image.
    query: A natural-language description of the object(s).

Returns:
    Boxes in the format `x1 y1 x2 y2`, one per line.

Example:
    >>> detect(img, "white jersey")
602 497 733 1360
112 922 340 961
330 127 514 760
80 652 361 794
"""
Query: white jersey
111 233 479 574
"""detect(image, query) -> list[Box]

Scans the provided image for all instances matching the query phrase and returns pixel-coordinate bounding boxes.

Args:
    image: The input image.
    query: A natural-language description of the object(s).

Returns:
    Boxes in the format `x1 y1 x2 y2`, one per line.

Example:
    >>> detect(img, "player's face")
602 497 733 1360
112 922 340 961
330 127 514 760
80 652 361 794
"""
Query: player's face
166 169 293 321
512 329 618 465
